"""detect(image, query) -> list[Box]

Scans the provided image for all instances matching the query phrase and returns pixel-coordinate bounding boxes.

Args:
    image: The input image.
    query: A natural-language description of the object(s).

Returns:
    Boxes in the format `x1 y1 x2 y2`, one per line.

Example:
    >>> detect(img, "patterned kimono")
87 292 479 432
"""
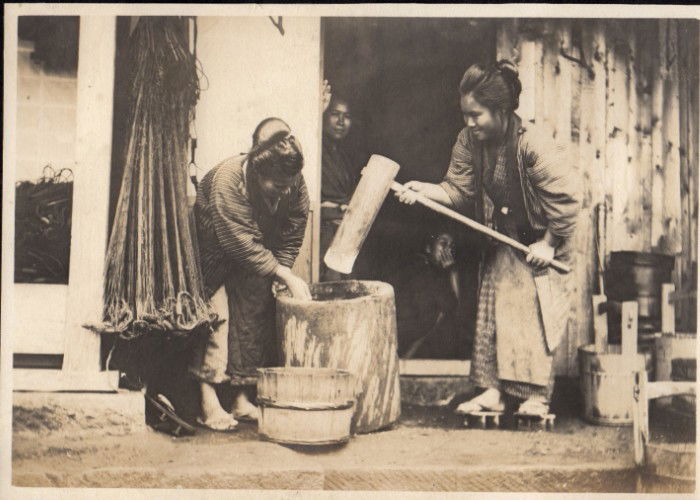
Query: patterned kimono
190 155 309 384
440 114 580 400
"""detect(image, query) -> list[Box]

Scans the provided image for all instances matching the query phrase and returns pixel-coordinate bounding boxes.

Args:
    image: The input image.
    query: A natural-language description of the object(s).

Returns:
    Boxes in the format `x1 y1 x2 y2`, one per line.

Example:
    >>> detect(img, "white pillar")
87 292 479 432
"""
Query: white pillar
62 16 116 374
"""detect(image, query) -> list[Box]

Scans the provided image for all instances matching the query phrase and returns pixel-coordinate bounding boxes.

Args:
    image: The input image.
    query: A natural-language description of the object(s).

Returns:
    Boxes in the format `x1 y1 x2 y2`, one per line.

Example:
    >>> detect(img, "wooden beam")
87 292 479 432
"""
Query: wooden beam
632 369 648 467
647 381 696 400
13 369 119 392
62 17 117 373
399 359 470 377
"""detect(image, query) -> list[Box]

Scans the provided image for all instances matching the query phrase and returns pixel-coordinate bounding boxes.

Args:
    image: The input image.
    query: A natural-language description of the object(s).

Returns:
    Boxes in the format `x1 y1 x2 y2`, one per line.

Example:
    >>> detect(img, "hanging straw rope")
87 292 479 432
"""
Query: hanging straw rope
86 17 219 342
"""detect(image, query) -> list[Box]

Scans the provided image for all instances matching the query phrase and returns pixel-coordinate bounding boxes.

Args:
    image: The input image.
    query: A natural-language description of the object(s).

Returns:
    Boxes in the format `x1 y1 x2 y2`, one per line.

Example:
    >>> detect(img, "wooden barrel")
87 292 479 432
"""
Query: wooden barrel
654 333 697 408
257 367 355 446
579 344 649 425
655 333 696 381
644 442 696 483
276 280 401 434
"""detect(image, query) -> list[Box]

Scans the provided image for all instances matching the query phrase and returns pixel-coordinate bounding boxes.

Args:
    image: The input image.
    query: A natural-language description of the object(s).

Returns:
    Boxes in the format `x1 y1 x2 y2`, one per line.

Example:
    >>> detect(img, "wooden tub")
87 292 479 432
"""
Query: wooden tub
257 367 355 446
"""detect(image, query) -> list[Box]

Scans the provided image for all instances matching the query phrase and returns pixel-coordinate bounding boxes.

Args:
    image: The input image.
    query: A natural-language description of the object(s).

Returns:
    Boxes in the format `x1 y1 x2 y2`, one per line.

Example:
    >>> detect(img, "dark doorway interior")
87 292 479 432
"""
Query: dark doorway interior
322 18 497 359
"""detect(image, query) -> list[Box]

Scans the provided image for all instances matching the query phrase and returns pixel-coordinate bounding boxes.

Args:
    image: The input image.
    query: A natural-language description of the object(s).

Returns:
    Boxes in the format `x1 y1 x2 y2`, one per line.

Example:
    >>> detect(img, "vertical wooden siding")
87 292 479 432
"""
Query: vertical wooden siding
497 19 699 376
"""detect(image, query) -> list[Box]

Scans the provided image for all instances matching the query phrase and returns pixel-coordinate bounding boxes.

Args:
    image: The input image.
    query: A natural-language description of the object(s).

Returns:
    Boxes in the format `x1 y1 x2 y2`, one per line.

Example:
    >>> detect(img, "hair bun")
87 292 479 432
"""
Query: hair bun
496 59 518 78
495 59 521 110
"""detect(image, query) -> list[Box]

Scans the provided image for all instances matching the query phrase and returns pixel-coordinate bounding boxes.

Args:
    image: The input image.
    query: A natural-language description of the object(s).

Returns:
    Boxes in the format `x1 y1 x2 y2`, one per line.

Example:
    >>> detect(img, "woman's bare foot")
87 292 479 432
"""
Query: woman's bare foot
517 396 549 417
199 382 238 430
233 391 260 422
455 388 504 414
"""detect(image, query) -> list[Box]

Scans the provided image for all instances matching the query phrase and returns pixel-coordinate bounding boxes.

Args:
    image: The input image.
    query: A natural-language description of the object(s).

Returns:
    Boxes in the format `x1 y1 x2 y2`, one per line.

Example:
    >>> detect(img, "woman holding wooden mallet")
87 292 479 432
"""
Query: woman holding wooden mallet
397 61 580 418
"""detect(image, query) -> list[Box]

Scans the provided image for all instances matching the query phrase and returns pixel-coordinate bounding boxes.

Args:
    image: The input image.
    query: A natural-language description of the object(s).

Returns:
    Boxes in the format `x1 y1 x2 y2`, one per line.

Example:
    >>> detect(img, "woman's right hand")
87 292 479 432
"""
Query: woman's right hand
395 181 427 205
275 265 312 300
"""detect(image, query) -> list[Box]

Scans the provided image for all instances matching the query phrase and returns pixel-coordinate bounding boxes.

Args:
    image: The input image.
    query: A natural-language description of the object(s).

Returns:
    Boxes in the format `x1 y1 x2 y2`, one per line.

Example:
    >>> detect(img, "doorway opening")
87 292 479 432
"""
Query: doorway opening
321 17 496 363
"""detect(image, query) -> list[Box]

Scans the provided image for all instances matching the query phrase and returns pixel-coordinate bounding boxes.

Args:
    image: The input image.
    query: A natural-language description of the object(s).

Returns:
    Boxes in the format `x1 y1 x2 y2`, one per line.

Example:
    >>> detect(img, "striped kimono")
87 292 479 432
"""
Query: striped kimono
190 154 309 384
440 114 580 400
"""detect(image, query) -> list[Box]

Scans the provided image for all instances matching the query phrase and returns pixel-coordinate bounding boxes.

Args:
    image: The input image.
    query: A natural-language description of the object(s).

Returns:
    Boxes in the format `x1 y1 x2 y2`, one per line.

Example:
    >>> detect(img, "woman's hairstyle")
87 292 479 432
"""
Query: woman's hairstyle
248 135 304 179
459 60 522 112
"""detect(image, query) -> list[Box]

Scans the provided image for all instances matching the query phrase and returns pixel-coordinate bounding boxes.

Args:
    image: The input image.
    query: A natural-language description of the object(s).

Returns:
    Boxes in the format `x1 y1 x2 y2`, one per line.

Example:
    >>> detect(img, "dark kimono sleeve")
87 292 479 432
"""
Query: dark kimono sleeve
439 127 476 215
210 170 280 277
272 176 310 269
522 130 581 239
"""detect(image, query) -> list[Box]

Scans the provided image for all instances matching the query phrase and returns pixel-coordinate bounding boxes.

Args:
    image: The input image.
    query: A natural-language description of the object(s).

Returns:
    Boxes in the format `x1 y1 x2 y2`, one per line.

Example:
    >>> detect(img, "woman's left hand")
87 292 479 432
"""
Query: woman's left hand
526 239 555 270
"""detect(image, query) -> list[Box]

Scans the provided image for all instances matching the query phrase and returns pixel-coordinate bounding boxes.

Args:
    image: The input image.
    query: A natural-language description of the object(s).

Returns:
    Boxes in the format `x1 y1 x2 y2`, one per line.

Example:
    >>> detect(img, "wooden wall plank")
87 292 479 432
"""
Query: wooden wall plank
541 20 559 141
651 20 666 250
686 20 699 332
518 39 538 124
636 21 655 252
662 19 682 256
623 27 644 251
496 19 519 64
495 18 698 375
605 22 630 253
678 22 691 331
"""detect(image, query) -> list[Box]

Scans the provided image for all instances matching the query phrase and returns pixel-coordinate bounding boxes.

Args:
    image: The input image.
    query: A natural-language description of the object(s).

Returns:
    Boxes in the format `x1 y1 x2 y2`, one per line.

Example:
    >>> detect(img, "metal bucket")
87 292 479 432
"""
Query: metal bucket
606 251 675 333
257 367 355 446
579 344 650 426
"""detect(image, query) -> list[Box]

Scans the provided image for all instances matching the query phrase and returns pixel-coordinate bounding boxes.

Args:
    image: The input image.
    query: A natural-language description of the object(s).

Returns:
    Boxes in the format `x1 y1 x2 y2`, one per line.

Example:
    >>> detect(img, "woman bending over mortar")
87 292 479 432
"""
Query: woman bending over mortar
397 60 580 418
190 118 311 431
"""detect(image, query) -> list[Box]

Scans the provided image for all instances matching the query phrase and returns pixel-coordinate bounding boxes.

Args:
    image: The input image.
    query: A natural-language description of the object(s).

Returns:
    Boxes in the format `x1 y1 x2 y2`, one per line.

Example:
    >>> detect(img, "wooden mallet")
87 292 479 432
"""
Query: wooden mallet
324 154 571 275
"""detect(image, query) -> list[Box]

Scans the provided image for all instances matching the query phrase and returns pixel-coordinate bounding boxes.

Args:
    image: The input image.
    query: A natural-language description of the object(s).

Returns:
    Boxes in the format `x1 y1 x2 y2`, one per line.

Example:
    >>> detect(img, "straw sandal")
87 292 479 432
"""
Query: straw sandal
145 393 196 437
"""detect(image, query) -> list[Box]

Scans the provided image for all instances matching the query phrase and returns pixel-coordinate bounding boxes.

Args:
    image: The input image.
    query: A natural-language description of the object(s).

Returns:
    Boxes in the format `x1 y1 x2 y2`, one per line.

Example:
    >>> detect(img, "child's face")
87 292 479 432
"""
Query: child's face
427 233 455 268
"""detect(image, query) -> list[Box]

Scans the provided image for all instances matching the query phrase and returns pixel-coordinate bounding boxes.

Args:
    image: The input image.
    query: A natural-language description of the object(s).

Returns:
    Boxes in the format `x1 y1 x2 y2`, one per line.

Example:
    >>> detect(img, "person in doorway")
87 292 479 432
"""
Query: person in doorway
319 81 364 281
190 117 311 430
396 60 580 417
388 230 460 359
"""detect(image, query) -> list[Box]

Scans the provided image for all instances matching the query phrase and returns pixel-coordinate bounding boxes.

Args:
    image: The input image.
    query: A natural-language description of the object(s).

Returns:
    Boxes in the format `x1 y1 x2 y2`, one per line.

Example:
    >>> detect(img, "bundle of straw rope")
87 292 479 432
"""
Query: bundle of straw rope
87 17 218 345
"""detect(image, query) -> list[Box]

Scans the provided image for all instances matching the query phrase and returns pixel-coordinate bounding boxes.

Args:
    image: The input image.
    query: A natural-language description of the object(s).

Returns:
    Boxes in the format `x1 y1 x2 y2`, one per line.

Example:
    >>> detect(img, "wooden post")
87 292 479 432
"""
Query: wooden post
62 17 116 376
661 282 675 334
632 369 648 467
621 301 639 376
592 295 608 352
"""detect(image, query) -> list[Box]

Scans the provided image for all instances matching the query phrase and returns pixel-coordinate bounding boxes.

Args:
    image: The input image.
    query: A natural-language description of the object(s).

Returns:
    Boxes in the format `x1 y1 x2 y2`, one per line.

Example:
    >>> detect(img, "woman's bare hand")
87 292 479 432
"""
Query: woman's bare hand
321 79 332 112
526 239 555 270
395 181 426 205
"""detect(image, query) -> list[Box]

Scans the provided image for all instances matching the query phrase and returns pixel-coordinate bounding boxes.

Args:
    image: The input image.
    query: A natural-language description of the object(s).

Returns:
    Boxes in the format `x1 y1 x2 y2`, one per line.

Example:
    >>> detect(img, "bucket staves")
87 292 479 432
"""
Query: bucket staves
256 367 355 446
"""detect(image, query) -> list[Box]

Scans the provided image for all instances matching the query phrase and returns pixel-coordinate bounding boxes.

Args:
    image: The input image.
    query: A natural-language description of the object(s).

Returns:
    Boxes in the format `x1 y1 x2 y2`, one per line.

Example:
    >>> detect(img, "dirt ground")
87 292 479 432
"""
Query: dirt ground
10 391 696 492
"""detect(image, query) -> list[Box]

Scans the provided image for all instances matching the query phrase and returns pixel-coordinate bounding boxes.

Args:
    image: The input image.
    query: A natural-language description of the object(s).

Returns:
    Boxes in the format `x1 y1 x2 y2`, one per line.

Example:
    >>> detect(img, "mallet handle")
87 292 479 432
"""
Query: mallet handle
391 182 571 274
